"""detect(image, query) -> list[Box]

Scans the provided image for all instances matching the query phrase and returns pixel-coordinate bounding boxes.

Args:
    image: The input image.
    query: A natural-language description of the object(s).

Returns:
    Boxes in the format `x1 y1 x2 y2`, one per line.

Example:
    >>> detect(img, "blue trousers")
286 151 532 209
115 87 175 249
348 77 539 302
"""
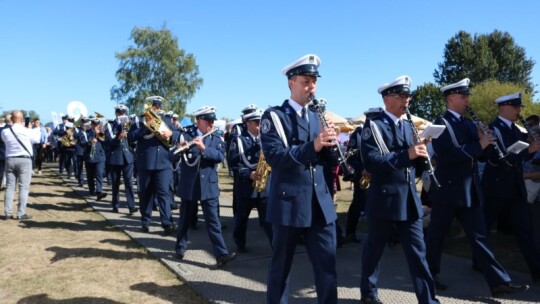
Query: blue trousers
267 221 337 304
138 168 173 228
426 202 510 287
175 197 229 258
362 217 439 304
110 163 136 209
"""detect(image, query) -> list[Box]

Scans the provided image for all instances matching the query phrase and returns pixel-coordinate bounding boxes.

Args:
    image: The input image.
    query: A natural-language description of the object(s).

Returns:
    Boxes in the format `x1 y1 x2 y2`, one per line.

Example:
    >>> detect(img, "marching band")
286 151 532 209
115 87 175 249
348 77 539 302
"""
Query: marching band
6 53 540 304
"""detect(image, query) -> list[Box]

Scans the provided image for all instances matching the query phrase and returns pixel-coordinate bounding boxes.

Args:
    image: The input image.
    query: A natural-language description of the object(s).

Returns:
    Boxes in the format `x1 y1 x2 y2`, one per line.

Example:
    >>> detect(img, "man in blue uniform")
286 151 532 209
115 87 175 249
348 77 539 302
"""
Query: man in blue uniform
359 75 439 304
227 104 258 217
106 105 138 215
260 54 338 304
174 106 236 267
80 119 107 200
53 115 68 174
426 79 529 297
128 96 179 235
481 92 540 283
229 109 273 252
73 116 89 187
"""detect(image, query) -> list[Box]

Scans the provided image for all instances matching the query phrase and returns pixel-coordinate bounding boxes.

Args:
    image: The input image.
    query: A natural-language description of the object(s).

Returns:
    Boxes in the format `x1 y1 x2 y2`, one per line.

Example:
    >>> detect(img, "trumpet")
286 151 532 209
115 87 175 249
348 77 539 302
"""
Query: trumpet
173 128 218 155
89 126 105 159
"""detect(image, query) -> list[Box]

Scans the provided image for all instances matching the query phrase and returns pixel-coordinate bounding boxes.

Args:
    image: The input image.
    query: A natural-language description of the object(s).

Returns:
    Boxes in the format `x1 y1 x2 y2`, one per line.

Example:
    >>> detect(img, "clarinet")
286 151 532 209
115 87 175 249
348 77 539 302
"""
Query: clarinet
518 115 539 141
403 107 441 188
309 96 355 181
465 106 512 168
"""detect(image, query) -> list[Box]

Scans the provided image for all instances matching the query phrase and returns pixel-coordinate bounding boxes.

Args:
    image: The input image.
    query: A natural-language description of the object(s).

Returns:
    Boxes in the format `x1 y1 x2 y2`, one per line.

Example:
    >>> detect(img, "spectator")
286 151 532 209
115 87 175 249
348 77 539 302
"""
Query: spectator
1 111 41 220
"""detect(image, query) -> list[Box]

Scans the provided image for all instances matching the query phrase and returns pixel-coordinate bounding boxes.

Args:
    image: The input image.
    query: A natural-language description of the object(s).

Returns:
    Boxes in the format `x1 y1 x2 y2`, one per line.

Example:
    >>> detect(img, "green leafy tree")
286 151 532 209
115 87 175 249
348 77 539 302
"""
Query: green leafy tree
468 79 539 124
434 30 535 94
409 82 446 122
111 26 203 117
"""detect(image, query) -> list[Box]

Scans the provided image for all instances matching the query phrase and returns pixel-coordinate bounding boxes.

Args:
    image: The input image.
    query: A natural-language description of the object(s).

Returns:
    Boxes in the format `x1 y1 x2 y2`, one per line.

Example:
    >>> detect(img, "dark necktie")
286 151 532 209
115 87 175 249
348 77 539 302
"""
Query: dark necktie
301 107 308 124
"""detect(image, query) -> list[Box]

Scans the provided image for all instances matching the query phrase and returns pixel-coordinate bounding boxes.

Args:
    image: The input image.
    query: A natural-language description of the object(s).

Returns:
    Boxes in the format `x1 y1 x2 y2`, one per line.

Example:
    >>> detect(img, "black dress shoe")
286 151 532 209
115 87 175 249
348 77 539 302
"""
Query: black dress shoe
112 206 119 213
176 252 184 260
141 226 149 233
433 275 448 291
163 225 176 236
491 282 529 297
360 295 383 304
216 252 236 268
96 193 107 201
129 207 139 215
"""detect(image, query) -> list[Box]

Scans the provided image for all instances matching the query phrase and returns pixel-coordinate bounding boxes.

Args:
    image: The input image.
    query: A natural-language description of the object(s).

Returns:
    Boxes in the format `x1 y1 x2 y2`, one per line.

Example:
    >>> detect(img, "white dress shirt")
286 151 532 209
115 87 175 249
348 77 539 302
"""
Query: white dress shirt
1 123 41 157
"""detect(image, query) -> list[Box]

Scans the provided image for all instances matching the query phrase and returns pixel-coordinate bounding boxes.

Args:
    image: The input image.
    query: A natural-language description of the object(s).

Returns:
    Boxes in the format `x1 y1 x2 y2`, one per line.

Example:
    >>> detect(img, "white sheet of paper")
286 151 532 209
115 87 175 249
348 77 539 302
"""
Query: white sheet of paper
420 125 446 139
506 140 529 154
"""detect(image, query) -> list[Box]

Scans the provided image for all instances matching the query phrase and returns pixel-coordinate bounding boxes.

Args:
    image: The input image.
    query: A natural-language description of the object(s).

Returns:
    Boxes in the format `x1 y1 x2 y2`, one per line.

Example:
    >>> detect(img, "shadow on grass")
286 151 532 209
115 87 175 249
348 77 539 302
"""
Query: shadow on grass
45 246 150 263
17 293 123 304
99 238 142 249
130 282 210 304
30 202 86 212
19 220 118 232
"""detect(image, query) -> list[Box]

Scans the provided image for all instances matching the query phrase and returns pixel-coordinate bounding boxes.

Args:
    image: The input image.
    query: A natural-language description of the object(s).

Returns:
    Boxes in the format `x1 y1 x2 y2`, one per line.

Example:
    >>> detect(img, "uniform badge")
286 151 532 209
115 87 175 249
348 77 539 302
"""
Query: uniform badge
188 153 192 159
230 142 236 151
247 155 251 161
261 118 271 134
362 127 372 140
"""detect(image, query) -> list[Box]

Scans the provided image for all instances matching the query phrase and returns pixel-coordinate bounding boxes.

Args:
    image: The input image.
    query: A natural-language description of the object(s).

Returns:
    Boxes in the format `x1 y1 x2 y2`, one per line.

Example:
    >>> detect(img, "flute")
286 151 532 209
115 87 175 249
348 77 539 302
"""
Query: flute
173 128 218 155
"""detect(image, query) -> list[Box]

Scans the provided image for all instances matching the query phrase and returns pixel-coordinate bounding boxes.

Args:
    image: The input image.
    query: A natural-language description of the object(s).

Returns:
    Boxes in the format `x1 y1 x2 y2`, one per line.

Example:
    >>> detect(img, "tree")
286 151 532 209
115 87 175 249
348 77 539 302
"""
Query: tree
409 82 446 122
434 30 535 94
111 26 203 117
467 79 539 124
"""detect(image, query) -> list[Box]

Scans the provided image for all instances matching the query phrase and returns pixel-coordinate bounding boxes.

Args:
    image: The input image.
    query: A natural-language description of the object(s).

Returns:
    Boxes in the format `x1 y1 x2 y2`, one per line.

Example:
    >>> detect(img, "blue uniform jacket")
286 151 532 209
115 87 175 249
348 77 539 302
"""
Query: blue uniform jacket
176 126 225 201
429 111 485 207
360 112 422 221
260 101 337 227
73 128 86 156
106 120 134 166
228 128 270 198
79 130 106 163
127 114 180 171
482 117 530 201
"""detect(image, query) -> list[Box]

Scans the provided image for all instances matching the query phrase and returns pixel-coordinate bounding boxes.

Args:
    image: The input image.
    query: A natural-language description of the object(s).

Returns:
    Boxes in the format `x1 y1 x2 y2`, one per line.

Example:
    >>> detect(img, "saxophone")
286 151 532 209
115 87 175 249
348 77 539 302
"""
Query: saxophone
253 150 272 192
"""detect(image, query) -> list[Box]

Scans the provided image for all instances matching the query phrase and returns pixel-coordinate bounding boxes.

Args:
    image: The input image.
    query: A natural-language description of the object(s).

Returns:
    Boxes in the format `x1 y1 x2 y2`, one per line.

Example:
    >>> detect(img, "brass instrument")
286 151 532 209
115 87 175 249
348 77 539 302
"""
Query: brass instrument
142 102 172 147
173 128 218 155
404 107 441 188
359 175 371 190
61 128 75 147
254 150 272 192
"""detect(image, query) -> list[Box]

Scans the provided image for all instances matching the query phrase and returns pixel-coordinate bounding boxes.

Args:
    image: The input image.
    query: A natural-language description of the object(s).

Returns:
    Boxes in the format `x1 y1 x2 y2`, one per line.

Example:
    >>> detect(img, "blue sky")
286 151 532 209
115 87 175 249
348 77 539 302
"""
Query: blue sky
1 0 539 123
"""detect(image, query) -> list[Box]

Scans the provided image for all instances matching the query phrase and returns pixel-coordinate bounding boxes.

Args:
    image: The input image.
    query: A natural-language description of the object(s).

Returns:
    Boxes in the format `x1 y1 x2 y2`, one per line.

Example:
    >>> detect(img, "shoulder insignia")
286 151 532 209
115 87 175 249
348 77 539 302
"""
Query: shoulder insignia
261 118 272 134
362 127 372 141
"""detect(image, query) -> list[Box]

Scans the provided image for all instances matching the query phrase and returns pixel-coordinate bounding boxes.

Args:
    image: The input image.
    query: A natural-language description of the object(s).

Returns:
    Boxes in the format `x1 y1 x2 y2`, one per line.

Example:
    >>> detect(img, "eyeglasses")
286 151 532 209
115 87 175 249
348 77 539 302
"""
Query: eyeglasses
387 93 411 100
